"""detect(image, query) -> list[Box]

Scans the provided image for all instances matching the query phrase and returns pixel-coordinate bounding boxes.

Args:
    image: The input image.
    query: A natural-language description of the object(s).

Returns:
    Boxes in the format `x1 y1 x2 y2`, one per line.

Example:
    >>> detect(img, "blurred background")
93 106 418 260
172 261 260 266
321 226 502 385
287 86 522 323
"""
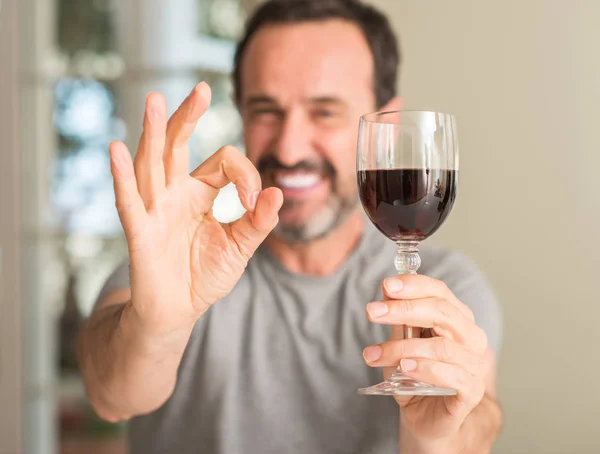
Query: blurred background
1 0 599 453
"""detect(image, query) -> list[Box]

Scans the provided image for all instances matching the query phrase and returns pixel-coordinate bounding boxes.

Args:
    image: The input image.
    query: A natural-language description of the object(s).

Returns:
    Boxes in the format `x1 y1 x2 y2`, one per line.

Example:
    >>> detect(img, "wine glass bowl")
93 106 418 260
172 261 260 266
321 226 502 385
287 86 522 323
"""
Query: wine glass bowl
357 167 458 243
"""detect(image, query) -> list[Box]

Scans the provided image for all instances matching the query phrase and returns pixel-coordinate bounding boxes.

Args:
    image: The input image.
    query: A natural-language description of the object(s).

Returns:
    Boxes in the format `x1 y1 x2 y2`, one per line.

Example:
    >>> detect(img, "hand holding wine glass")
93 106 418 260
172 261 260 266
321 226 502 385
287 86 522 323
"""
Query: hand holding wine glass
364 273 491 444
356 110 493 444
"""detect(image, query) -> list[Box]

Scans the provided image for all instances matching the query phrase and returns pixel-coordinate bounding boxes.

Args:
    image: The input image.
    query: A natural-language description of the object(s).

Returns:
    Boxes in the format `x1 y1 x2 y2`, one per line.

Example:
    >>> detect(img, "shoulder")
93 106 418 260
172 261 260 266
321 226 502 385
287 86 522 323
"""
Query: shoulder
420 244 503 356
420 244 487 283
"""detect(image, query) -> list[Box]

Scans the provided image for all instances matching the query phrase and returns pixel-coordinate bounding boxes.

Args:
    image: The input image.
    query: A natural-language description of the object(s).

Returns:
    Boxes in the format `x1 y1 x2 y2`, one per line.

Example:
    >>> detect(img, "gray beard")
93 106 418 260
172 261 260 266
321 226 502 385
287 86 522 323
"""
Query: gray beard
272 194 360 244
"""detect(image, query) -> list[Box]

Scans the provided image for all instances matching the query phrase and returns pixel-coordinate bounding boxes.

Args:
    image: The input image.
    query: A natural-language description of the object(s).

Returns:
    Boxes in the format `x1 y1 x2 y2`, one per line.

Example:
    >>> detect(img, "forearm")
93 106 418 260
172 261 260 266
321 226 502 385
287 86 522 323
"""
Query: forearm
77 301 194 421
399 394 503 454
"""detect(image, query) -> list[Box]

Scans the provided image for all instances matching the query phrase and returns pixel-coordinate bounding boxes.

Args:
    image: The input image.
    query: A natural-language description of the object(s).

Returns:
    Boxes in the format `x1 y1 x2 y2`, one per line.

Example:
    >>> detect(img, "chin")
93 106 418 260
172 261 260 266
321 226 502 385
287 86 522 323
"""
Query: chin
271 223 331 244
272 194 360 244
272 208 346 244
277 202 325 226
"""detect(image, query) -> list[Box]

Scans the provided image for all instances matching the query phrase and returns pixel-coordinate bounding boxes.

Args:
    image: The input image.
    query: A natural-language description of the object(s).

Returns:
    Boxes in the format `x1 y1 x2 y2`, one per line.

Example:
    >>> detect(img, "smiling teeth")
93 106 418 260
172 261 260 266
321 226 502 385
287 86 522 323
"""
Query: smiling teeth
275 173 320 189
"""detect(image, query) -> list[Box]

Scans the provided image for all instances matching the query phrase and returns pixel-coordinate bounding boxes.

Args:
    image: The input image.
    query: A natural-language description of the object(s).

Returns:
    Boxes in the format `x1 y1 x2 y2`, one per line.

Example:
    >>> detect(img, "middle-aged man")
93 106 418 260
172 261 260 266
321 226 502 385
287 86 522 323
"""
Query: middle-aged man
77 1 503 453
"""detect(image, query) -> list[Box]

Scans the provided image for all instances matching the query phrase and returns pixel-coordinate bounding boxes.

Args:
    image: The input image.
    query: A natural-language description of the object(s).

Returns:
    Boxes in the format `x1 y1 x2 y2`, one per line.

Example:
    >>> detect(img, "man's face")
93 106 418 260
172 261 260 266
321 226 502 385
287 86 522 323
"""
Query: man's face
240 20 378 242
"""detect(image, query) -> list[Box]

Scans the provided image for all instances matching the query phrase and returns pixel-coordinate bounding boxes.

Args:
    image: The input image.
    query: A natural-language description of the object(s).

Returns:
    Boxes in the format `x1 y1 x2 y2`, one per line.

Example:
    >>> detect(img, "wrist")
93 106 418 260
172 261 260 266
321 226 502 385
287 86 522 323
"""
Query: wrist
400 417 463 454
120 301 195 357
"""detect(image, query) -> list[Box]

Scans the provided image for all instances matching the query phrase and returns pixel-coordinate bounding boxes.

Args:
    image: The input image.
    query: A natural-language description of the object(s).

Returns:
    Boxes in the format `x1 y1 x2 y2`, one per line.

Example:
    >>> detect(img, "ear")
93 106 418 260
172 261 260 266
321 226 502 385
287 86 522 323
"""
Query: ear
379 96 402 112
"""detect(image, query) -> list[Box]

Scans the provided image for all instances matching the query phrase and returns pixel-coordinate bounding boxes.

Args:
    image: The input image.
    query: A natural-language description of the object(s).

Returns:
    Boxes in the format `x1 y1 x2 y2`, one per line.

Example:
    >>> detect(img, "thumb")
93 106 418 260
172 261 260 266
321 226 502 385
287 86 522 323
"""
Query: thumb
225 187 283 260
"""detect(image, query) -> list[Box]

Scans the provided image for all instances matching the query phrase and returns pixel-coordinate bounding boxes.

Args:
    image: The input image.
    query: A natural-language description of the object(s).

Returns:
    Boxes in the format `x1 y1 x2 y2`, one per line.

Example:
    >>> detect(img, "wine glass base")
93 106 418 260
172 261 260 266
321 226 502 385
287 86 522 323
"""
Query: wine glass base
358 375 457 396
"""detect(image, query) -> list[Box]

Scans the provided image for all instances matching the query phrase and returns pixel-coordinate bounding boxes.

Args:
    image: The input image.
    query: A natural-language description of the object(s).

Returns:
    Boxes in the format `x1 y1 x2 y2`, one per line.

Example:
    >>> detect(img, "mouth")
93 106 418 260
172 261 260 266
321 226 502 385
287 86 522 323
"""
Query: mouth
271 171 325 198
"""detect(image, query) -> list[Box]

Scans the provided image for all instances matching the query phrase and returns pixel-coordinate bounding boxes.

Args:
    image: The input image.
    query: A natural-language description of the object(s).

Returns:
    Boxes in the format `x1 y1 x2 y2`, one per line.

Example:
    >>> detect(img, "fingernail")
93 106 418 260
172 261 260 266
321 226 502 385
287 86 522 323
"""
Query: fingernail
363 346 382 363
401 359 417 371
384 278 404 294
248 191 260 210
367 302 389 318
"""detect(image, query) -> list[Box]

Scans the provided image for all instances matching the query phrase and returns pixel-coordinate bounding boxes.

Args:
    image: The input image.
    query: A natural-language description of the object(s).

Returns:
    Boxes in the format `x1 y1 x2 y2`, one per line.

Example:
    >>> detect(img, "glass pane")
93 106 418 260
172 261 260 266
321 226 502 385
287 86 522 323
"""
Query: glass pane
198 0 247 40
52 78 124 236
53 0 129 449
57 0 115 55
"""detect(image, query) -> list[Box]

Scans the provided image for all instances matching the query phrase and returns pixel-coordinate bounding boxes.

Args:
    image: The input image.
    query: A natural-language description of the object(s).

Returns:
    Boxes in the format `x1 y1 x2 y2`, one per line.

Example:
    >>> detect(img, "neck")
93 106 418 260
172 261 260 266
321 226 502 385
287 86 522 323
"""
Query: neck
264 209 365 276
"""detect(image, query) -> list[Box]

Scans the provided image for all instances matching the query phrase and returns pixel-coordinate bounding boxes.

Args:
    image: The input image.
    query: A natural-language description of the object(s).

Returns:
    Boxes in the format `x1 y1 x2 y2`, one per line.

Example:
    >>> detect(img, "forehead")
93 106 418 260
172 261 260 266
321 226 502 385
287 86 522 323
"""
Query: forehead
240 19 374 102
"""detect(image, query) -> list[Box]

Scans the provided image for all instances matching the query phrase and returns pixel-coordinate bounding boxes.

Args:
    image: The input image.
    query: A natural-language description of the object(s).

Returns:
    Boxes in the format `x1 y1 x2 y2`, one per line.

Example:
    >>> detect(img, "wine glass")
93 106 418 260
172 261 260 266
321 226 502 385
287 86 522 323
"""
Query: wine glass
356 110 459 396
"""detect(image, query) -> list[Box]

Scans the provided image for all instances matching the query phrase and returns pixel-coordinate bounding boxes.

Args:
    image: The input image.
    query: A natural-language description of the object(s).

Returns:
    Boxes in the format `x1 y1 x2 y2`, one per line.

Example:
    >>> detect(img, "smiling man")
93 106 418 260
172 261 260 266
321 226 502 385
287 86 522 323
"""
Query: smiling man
243 19 369 245
77 1 503 453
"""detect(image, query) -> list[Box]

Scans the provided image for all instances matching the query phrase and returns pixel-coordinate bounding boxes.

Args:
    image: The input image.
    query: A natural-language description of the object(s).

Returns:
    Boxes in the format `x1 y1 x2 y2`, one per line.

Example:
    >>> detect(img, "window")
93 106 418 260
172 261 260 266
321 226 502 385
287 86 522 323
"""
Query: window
20 0 250 451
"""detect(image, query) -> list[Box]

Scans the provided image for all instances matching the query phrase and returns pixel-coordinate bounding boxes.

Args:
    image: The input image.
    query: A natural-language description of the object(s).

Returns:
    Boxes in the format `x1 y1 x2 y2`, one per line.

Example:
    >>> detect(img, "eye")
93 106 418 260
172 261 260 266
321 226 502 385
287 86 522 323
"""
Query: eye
311 107 344 127
252 108 283 118
314 109 335 118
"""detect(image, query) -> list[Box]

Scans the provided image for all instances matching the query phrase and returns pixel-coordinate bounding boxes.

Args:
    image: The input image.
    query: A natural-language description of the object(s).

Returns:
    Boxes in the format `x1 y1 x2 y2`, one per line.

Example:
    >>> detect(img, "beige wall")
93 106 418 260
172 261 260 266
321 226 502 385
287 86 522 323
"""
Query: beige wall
0 0 23 451
372 1 600 452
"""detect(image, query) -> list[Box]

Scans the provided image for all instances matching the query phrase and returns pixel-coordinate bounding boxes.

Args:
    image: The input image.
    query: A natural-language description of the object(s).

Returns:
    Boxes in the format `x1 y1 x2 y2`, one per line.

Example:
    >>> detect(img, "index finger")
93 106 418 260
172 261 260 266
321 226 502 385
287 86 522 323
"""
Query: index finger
382 274 475 322
366 297 488 353
164 82 212 183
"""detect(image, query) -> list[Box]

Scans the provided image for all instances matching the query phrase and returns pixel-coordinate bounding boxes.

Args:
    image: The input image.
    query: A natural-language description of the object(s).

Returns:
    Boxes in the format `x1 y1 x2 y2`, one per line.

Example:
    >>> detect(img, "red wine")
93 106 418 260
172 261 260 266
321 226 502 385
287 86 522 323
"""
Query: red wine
357 168 457 241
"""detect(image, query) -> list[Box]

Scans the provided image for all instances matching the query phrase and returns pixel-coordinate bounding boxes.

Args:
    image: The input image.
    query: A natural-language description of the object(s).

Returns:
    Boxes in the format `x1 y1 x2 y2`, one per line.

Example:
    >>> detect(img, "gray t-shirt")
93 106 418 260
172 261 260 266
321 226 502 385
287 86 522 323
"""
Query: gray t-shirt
96 221 502 454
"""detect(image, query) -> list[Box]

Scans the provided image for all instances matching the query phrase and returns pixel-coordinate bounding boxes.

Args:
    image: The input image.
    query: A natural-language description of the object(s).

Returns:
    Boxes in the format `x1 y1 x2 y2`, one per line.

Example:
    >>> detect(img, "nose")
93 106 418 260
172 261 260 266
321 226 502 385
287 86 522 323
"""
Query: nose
272 109 314 167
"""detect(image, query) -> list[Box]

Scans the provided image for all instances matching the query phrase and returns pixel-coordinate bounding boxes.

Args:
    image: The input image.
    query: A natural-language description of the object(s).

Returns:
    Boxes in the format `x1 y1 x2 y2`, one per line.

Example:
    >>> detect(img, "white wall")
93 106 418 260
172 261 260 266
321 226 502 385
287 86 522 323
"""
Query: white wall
372 1 600 452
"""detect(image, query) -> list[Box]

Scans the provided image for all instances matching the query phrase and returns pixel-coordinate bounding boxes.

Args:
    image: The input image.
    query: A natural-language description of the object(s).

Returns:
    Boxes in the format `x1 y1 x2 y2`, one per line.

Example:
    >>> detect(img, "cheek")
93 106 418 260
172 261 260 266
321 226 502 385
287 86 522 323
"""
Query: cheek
319 128 359 182
243 122 276 165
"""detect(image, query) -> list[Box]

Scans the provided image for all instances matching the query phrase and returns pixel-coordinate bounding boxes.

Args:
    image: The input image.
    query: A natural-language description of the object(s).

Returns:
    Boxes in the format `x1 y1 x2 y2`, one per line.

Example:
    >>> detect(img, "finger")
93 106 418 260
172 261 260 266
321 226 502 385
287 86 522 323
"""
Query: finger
363 337 487 377
190 145 262 212
164 82 212 183
109 141 148 240
366 298 488 353
382 274 475 322
134 92 167 209
224 187 283 260
399 358 485 409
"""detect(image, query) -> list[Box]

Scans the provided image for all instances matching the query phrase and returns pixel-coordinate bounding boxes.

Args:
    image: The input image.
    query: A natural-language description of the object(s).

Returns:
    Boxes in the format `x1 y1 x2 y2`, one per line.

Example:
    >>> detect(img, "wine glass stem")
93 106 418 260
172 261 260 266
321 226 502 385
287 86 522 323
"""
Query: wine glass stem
394 241 421 275
393 241 421 378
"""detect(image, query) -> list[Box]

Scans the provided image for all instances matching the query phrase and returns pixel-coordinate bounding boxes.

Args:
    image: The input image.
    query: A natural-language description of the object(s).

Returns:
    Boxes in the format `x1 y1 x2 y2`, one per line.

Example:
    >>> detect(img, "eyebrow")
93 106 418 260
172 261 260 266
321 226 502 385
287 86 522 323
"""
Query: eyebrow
308 96 347 107
245 95 278 107
244 95 347 108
